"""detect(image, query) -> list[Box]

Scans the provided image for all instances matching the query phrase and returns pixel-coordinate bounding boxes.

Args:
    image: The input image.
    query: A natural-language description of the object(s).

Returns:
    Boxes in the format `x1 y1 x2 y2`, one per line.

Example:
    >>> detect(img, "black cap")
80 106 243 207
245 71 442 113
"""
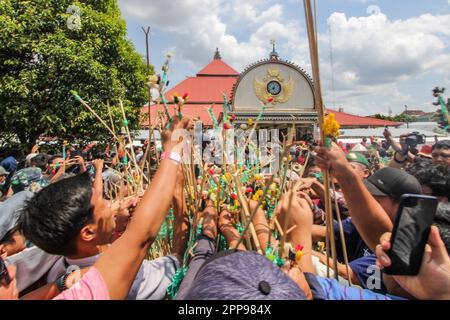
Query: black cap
364 167 422 200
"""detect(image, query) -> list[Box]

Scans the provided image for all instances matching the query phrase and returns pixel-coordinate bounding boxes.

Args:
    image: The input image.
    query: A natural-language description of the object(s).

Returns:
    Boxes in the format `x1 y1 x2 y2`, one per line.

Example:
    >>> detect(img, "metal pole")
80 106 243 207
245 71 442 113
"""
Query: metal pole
405 105 409 129
142 26 152 181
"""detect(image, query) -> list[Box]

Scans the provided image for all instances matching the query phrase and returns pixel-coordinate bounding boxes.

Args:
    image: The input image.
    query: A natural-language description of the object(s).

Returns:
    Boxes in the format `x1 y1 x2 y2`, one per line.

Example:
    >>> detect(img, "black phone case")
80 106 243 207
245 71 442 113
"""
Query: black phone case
384 195 438 276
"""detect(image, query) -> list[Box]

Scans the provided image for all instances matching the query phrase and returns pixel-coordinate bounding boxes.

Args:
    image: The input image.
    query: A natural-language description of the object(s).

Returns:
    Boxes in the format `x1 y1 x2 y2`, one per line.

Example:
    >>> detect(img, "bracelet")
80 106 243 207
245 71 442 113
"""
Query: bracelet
393 152 407 164
55 272 71 292
161 151 182 164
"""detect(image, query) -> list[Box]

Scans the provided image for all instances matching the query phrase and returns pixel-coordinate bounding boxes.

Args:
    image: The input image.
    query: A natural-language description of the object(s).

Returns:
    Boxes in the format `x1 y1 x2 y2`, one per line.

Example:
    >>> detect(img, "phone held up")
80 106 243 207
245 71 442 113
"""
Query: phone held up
384 194 439 276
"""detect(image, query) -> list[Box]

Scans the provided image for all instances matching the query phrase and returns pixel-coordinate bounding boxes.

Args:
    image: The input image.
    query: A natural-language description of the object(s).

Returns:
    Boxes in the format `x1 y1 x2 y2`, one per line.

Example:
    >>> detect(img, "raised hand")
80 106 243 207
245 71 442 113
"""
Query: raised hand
31 144 39 154
219 209 245 251
375 226 450 300
314 142 350 176
92 159 104 173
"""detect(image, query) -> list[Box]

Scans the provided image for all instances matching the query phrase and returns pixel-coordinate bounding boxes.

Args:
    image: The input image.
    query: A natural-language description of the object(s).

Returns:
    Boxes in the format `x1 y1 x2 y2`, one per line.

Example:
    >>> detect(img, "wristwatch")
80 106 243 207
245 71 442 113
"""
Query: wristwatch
161 151 182 164
56 272 71 292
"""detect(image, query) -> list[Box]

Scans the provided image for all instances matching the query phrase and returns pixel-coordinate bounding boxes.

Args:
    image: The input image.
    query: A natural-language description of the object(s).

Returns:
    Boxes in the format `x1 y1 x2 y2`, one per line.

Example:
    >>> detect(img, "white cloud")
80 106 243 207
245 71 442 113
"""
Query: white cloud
119 0 309 73
230 2 283 26
327 12 450 85
119 1 449 115
320 9 450 114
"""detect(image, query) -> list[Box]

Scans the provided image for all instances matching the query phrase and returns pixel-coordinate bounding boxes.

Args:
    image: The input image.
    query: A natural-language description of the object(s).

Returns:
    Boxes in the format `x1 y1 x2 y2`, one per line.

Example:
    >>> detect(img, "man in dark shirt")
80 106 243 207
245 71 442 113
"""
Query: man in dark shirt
312 168 422 292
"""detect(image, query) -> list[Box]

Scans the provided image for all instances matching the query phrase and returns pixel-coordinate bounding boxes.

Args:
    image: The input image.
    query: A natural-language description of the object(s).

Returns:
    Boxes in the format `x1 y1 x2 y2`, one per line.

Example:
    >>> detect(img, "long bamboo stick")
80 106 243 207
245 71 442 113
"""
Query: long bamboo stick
303 0 338 278
331 182 352 286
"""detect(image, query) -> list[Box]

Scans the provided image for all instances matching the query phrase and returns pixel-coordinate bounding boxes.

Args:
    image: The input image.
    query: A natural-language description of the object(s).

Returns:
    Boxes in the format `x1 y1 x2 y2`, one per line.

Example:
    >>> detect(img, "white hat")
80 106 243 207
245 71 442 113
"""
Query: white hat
25 153 38 165
0 166 9 176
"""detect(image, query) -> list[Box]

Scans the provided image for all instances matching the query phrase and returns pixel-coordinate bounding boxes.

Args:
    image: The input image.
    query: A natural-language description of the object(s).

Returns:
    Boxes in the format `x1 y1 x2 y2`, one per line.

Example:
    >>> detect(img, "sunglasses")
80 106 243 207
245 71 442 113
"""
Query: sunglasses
0 257 12 286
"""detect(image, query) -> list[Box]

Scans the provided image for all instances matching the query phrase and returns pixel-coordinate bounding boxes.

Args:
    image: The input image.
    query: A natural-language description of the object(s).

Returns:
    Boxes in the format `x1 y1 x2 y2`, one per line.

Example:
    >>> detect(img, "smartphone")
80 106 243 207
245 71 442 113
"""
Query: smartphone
70 150 81 159
384 194 439 276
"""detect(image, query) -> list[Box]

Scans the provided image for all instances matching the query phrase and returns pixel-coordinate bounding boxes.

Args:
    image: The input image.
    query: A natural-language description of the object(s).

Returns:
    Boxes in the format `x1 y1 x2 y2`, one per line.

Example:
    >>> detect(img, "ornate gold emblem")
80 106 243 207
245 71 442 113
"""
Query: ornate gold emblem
254 68 294 105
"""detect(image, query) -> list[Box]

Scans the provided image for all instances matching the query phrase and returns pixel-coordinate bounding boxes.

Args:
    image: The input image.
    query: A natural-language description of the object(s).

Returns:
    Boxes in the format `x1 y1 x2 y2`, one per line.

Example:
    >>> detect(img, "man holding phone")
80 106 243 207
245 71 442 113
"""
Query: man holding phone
376 221 450 300
383 195 439 276
315 143 425 292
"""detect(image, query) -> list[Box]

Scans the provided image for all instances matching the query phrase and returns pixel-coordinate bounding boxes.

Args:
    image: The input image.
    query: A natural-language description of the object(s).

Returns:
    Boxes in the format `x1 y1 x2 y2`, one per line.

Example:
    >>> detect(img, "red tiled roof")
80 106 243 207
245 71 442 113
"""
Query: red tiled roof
164 76 238 104
197 59 239 77
328 109 401 127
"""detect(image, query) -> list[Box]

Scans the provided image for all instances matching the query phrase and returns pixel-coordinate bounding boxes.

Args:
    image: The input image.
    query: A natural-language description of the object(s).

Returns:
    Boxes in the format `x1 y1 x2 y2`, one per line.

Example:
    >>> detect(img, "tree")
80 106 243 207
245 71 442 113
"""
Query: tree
372 113 415 123
0 0 150 150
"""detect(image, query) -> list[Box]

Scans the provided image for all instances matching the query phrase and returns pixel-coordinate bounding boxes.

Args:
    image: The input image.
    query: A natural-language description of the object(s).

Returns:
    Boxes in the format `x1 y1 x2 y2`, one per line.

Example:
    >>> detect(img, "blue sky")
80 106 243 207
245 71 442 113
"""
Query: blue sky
118 0 450 116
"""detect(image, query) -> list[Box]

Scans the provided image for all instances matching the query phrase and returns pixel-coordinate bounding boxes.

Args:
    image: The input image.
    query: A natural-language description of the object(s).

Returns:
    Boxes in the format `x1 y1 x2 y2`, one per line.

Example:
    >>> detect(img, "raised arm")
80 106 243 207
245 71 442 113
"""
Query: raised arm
315 143 393 252
92 117 190 300
171 166 189 264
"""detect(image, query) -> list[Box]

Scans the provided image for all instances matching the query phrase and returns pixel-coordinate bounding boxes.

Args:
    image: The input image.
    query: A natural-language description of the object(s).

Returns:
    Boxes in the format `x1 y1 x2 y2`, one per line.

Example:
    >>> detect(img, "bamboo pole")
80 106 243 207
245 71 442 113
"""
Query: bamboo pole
119 100 142 190
331 182 352 286
303 0 338 279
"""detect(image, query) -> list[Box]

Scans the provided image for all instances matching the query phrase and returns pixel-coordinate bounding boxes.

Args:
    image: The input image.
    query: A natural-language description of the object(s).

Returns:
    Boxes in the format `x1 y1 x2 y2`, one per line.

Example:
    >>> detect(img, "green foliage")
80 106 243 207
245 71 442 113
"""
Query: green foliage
0 0 151 150
372 113 416 123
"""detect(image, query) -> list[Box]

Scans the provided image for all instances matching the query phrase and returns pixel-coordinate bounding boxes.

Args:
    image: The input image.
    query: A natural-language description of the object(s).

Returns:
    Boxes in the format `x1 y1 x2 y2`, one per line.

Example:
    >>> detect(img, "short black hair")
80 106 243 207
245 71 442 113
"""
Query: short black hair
0 226 20 245
30 153 49 171
406 159 433 184
434 203 450 255
19 172 94 256
432 140 450 151
408 163 450 199
48 154 63 164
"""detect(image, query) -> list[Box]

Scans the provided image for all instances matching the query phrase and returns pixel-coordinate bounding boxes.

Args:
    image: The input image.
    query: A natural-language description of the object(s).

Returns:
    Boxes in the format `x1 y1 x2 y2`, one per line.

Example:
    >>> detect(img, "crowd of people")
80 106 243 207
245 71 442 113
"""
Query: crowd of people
1 116 450 300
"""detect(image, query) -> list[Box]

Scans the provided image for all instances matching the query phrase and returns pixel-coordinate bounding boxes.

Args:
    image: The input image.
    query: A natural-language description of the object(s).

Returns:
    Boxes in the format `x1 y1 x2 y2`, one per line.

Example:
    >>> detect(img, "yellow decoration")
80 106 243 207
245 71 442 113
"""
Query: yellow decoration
295 250 304 263
248 118 254 126
254 68 294 105
322 113 340 138
252 189 264 201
